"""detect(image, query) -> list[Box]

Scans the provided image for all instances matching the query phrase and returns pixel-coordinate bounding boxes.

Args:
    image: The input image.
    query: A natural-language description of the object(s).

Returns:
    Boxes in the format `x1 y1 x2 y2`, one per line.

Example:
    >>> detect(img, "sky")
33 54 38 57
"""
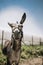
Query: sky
0 0 43 37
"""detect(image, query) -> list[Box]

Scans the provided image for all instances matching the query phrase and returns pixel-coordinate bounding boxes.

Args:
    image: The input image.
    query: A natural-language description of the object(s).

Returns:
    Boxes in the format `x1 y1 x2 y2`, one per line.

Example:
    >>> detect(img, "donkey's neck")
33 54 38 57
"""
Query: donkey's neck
11 38 21 51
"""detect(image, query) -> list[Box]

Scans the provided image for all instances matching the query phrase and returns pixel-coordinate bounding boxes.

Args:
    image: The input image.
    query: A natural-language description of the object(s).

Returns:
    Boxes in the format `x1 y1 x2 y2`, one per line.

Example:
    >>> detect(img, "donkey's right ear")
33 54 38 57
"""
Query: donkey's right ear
8 22 13 28
20 13 26 24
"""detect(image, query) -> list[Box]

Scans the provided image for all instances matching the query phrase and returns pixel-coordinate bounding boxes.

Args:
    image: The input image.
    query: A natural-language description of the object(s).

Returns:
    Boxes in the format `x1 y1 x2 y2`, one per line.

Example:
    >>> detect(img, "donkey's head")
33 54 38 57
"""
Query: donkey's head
8 13 26 40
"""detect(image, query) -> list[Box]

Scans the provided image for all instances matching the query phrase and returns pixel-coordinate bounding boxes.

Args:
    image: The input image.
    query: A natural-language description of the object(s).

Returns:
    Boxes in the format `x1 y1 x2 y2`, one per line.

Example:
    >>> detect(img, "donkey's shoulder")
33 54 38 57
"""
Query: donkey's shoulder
2 40 12 55
4 40 11 47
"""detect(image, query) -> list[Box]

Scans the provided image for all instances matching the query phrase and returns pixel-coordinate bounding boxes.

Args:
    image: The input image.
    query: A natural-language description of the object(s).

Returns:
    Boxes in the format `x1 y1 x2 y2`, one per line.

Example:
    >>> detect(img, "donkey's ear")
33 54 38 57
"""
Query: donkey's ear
20 13 26 24
8 22 13 28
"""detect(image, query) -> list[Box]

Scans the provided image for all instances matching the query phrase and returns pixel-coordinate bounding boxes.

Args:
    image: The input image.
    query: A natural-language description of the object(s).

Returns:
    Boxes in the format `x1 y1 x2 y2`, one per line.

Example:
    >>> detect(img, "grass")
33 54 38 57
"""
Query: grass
0 44 43 64
21 45 43 60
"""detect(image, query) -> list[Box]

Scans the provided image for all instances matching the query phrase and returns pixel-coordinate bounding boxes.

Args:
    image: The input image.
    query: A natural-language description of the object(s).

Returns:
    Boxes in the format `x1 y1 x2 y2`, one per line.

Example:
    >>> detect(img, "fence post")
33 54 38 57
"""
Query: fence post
1 30 4 49
32 36 33 46
40 38 41 46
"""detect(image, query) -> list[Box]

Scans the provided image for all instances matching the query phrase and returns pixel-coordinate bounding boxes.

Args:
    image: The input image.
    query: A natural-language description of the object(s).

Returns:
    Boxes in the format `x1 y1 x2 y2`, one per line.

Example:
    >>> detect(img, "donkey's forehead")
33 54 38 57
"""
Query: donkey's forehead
12 23 23 27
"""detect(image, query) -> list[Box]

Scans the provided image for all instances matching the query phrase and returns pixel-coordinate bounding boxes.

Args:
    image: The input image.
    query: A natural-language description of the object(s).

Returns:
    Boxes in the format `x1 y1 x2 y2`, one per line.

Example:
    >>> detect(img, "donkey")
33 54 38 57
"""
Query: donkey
2 13 26 65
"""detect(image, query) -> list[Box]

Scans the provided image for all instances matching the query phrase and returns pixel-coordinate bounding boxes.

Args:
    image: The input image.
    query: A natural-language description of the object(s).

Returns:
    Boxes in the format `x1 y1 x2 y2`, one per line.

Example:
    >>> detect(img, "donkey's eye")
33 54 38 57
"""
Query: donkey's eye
18 31 20 33
12 31 14 33
12 29 15 33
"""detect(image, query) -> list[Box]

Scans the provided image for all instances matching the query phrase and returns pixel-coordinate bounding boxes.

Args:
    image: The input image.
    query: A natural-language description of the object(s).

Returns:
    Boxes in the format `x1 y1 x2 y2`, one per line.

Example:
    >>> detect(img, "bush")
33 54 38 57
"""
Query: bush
21 45 43 59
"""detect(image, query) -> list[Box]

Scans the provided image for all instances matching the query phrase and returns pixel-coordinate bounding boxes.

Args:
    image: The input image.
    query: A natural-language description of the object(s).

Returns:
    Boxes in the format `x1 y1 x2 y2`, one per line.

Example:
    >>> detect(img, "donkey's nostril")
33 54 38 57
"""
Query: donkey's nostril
14 31 19 39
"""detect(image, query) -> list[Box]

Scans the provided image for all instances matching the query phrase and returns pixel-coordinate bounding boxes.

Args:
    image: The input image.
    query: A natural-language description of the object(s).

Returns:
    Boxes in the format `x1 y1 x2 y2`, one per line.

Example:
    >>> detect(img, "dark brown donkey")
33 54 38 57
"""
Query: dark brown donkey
1 13 26 65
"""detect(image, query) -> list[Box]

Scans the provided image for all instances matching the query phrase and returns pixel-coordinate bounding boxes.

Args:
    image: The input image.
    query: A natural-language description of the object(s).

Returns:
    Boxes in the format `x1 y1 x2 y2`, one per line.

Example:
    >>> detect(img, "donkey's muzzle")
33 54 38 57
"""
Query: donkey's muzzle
14 30 20 39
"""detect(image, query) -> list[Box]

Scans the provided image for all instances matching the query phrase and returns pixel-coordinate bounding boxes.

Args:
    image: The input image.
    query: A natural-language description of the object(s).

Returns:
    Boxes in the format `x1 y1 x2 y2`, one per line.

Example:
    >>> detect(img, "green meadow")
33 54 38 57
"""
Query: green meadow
0 44 43 65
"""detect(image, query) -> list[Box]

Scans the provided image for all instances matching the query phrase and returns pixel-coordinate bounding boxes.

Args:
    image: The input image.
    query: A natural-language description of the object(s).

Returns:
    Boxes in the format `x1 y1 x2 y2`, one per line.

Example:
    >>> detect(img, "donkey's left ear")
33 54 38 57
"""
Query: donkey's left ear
20 13 26 24
8 22 13 28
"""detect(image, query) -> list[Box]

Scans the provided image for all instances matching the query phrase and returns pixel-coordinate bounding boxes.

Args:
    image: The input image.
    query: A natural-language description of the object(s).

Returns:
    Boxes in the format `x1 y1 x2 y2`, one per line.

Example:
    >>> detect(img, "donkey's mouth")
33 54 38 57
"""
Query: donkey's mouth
15 37 20 40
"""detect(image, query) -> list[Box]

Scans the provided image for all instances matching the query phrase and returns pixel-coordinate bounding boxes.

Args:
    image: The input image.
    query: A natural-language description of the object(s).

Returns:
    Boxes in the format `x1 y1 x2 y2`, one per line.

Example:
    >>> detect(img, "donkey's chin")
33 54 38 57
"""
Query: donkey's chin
15 37 20 40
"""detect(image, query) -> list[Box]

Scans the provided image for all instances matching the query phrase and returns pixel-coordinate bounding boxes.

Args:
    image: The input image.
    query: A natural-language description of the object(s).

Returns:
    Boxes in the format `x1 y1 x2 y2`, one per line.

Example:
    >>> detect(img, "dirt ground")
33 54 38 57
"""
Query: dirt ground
19 57 43 65
0 57 43 65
